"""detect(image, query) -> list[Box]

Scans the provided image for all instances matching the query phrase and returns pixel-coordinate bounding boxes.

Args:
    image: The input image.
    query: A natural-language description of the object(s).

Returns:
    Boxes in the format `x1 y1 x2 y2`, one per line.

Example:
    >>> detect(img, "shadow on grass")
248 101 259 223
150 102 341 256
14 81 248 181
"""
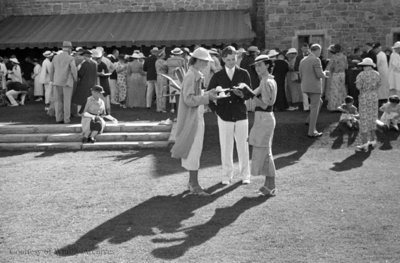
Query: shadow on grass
151 195 269 260
54 182 242 257
329 123 358 149
330 149 372 172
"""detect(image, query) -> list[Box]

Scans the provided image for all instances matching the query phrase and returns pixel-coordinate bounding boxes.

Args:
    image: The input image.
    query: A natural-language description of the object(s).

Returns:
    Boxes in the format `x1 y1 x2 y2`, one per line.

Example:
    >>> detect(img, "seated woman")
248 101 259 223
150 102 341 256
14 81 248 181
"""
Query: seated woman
81 85 107 143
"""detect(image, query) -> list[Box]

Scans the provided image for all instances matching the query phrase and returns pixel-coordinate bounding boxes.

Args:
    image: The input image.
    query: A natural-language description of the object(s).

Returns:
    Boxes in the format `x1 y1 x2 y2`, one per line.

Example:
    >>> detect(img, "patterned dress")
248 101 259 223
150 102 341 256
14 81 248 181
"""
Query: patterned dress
356 69 380 133
326 53 348 111
115 61 128 103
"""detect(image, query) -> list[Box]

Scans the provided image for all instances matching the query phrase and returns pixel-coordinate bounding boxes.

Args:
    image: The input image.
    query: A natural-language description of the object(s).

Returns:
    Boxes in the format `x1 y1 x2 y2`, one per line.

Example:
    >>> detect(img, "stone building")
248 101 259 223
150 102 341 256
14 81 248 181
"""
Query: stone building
0 0 400 54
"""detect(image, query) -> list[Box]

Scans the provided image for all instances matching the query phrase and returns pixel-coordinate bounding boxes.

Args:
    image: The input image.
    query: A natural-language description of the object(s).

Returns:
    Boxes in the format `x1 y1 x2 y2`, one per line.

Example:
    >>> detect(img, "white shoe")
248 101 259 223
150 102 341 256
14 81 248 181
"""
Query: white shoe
356 142 369 151
221 180 231 185
368 140 377 148
35 98 43 102
242 179 251 185
10 103 19 107
392 124 399 131
287 106 298 111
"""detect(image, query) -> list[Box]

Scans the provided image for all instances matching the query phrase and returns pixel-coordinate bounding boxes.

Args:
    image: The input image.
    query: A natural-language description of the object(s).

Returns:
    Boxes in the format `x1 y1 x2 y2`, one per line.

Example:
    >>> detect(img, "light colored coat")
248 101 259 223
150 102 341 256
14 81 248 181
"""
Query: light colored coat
388 51 400 92
299 53 325 94
50 51 77 87
376 51 390 99
171 67 210 159
39 58 53 84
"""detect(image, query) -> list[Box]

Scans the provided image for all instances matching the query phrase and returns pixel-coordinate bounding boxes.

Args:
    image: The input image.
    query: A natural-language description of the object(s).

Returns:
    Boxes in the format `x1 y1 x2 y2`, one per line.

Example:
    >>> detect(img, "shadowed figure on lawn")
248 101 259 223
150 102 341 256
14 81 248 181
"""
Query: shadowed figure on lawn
54 182 241 257
151 196 269 260
330 149 372 172
329 123 359 149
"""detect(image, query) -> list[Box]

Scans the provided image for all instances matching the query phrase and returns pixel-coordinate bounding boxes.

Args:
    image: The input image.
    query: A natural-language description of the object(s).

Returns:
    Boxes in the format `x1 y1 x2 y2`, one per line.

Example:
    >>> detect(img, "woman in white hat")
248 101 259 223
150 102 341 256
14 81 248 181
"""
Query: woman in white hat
171 47 219 196
39 51 54 110
126 53 147 108
166 47 186 113
388 41 400 96
285 48 301 110
355 57 380 151
249 55 278 196
8 57 22 83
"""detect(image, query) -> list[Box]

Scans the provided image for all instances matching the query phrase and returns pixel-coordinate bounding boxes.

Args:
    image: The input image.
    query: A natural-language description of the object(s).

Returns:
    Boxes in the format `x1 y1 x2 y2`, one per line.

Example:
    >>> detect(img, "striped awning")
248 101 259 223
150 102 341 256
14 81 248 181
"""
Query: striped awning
0 10 255 49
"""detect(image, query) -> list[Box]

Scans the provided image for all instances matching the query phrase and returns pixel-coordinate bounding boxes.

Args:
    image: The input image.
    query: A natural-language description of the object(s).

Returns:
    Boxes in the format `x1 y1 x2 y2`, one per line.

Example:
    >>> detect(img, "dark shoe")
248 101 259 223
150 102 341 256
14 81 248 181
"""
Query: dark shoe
188 184 210 196
88 137 96 143
56 121 63 124
82 137 88 143
307 132 323 138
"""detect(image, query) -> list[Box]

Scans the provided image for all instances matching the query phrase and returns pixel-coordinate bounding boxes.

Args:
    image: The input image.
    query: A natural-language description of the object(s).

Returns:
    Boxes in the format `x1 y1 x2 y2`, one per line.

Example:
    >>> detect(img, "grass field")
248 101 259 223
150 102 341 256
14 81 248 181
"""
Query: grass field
1 102 400 262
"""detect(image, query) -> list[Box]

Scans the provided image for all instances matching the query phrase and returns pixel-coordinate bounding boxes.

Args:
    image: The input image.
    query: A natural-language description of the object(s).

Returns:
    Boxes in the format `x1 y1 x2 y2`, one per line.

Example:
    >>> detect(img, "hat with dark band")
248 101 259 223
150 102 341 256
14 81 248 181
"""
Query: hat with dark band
91 85 105 93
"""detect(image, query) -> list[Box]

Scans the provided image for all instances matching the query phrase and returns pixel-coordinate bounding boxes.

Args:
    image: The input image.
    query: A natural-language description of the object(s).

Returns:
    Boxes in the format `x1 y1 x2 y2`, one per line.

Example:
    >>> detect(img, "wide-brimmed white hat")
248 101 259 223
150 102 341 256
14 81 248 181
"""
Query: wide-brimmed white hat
237 48 246 53
10 58 20 64
358 57 376 67
392 41 400 49
131 53 141 59
251 54 271 65
190 47 213 62
91 49 102 59
286 48 298 55
171 47 183 55
43 50 53 57
268 49 279 58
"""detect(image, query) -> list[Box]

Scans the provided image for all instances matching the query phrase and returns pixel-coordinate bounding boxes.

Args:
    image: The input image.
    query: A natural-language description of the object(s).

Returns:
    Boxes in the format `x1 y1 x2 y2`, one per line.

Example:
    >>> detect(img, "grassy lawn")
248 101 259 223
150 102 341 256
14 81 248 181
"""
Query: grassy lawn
1 103 400 262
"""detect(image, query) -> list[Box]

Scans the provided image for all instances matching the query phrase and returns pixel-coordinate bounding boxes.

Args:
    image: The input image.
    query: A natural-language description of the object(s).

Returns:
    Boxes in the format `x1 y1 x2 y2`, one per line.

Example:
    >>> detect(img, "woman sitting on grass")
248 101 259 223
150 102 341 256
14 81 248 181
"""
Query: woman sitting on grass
81 85 107 143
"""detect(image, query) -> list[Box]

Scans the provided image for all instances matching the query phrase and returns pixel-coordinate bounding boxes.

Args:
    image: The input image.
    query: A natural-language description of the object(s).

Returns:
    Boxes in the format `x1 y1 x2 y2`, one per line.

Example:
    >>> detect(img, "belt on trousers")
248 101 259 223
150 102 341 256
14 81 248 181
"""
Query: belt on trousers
255 106 273 112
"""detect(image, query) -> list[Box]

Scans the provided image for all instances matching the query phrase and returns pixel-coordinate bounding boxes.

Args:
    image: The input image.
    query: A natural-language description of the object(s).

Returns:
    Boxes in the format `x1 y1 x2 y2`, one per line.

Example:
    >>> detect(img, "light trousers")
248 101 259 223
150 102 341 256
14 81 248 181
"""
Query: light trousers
109 79 117 103
146 80 157 108
217 117 250 181
54 85 73 123
156 76 167 112
44 83 52 104
6 90 26 105
305 93 323 135
303 93 310 110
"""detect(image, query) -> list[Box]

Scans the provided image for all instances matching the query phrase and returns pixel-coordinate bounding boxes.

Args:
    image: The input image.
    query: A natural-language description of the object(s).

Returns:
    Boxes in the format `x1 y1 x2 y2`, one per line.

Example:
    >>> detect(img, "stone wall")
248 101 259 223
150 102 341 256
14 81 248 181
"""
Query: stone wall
264 0 400 52
2 0 252 16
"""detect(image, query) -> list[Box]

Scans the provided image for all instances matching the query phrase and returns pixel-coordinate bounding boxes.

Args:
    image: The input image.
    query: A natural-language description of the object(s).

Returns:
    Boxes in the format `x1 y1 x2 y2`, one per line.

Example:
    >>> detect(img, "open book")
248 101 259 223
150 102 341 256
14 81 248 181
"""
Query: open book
232 83 256 96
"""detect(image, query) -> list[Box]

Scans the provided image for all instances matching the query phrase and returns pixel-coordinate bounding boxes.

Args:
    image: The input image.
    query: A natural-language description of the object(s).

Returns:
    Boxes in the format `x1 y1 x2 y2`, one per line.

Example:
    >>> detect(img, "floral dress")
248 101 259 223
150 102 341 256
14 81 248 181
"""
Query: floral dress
355 69 380 133
115 62 128 103
326 53 348 111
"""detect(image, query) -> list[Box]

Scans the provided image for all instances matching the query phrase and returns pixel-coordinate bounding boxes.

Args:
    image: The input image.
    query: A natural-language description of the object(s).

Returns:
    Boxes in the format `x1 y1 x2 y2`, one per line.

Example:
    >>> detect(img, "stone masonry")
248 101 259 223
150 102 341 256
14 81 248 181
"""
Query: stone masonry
264 0 400 51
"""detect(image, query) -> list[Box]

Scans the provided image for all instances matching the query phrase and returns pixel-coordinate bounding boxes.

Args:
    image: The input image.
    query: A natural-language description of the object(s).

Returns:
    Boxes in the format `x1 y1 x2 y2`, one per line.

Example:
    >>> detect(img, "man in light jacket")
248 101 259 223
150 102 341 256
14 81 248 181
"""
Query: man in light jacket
50 41 78 124
299 44 329 137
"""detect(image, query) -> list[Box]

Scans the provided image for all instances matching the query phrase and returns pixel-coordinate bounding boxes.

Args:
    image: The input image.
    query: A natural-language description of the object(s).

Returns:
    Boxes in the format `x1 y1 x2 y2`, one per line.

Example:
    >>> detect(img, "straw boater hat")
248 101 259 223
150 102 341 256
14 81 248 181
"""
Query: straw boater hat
91 49 102 59
237 48 246 53
392 41 400 49
267 49 279 58
131 53 141 59
190 47 213 61
150 47 159 54
247 46 260 53
43 50 53 57
10 58 19 64
358 57 376 67
251 54 271 65
209 48 219 55
286 48 298 55
171 47 183 55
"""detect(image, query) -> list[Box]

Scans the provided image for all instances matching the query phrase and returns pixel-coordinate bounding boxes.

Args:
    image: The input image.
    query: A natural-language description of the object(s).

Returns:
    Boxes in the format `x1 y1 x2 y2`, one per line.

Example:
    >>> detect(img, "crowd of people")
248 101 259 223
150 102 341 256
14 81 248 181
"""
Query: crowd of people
1 40 400 194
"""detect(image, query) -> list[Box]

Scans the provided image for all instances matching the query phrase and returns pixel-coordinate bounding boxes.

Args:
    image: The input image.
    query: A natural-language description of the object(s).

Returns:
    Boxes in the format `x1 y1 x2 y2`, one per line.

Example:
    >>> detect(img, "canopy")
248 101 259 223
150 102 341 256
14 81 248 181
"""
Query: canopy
0 10 255 49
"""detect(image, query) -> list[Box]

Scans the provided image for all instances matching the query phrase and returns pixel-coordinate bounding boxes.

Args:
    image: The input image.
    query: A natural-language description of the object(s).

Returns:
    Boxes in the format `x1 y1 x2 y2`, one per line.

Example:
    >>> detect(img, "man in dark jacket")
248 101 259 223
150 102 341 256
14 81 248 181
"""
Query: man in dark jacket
207 46 253 185
143 47 159 109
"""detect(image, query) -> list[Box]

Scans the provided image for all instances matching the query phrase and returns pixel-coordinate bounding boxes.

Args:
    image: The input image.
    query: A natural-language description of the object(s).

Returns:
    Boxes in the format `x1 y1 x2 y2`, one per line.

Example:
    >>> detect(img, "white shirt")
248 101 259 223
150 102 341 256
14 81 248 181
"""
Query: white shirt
225 66 235 80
